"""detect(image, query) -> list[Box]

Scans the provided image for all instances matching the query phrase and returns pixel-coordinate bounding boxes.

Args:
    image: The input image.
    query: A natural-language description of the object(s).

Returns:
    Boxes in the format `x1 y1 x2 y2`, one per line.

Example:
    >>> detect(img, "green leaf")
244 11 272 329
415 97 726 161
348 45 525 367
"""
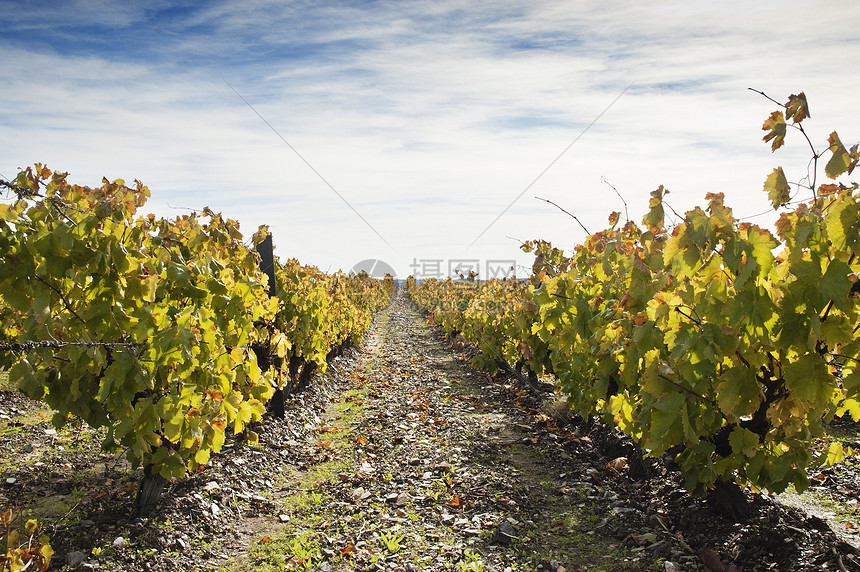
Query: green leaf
643 186 666 232
763 167 791 209
783 353 833 405
826 132 852 179
824 194 859 251
647 391 684 452
166 261 191 283
716 366 762 419
819 259 852 312
729 426 760 458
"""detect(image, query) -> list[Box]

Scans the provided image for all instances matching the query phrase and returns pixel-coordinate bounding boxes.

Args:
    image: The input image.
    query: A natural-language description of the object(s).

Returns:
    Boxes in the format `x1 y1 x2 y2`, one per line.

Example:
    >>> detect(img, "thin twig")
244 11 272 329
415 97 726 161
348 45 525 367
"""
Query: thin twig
601 177 629 222
534 196 590 234
747 87 782 107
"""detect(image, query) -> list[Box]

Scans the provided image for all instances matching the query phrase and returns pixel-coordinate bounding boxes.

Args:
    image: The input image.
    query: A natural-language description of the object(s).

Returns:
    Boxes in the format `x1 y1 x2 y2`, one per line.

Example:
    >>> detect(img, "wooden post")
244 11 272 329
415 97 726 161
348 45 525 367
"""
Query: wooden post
256 234 285 419
256 234 277 298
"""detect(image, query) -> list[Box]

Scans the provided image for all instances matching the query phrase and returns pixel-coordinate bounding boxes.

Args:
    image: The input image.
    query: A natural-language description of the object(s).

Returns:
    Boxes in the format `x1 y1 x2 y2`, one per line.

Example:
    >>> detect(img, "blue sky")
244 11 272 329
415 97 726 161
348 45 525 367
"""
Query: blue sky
2 0 859 278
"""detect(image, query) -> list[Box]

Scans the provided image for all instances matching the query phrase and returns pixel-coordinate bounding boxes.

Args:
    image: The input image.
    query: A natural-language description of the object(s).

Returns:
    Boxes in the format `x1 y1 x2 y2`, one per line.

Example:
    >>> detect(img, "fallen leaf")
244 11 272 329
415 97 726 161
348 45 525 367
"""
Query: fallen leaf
606 457 627 473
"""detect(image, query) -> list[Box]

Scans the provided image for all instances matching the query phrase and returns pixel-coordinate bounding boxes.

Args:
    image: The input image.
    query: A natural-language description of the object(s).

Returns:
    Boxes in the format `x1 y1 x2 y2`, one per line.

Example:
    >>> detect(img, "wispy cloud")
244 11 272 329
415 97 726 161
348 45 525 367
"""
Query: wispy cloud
2 0 859 276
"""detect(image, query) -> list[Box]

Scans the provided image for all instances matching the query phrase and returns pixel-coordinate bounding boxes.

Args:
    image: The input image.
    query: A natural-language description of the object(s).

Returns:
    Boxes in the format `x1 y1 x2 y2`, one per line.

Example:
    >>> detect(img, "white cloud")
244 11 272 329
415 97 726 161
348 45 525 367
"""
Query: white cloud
2 0 859 277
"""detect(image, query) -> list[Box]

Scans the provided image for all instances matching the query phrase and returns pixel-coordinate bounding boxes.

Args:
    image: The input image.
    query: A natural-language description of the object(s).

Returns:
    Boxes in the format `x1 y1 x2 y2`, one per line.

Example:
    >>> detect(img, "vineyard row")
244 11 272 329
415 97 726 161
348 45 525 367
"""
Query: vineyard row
407 92 860 505
0 167 392 514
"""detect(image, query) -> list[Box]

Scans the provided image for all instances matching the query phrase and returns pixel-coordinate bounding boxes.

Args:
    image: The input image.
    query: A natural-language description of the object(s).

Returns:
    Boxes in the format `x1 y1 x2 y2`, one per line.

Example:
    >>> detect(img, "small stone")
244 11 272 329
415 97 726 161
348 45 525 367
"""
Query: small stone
204 481 219 491
211 502 221 517
4 478 15 485
664 562 681 572
175 537 187 551
494 521 519 546
395 492 412 506
22 444 33 453
67 551 87 567
279 514 290 522
112 536 126 548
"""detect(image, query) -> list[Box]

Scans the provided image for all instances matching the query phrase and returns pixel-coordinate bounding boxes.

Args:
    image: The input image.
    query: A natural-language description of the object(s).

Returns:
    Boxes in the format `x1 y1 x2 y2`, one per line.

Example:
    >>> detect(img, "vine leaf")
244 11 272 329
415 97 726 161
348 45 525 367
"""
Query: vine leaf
783 354 833 405
826 131 853 179
763 167 791 209
785 92 810 124
730 426 760 458
762 111 787 152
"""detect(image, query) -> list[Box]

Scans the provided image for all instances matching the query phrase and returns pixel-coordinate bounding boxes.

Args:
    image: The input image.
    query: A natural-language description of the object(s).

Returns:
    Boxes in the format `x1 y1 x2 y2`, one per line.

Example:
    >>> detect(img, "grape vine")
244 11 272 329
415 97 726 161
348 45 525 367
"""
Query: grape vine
0 167 391 513
409 92 860 505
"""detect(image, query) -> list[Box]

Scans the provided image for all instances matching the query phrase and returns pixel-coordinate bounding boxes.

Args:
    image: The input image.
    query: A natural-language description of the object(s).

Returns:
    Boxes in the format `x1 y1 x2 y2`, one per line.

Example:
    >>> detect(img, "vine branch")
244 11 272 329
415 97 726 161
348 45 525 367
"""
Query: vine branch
0 340 143 352
534 196 590 234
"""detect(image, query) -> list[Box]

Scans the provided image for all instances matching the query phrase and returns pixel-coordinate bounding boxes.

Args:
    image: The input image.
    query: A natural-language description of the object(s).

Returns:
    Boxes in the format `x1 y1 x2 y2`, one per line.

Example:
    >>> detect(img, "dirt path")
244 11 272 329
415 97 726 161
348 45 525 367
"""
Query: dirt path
213 288 657 572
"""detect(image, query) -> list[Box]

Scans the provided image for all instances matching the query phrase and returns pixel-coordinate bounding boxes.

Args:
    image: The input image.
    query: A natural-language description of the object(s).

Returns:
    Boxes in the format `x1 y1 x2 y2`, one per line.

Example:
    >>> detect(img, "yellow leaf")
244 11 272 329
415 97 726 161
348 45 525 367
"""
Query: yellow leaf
762 111 787 152
824 441 846 466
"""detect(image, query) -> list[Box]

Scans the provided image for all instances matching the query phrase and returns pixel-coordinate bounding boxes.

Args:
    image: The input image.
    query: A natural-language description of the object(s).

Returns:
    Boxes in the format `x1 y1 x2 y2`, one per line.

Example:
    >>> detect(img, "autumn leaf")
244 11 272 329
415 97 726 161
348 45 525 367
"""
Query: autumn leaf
259 536 272 544
785 92 810 124
319 426 341 433
447 495 462 507
818 183 840 196
762 111 787 151
763 167 791 209
606 457 628 472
